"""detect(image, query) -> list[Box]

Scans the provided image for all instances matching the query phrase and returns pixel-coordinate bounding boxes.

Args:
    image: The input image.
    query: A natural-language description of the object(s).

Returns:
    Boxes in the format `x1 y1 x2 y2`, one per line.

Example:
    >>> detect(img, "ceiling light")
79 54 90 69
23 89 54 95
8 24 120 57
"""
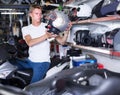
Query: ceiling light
0 8 13 11
1 12 24 15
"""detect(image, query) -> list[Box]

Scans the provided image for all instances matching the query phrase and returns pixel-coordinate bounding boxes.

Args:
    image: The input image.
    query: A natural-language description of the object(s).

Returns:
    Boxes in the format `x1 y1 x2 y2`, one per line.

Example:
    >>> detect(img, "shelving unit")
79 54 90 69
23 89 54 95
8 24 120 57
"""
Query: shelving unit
70 15 120 72
71 15 120 57
72 15 120 24
74 45 110 55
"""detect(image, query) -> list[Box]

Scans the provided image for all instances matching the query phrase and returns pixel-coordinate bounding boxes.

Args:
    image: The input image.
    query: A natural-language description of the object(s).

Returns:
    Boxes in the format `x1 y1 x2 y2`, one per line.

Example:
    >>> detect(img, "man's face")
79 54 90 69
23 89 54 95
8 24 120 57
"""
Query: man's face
30 8 42 23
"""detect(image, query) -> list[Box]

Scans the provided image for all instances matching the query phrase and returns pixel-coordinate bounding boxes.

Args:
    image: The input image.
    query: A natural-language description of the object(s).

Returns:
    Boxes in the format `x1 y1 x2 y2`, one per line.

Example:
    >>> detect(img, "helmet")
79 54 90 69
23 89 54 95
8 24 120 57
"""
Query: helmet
46 10 70 34
69 4 92 21
77 4 92 18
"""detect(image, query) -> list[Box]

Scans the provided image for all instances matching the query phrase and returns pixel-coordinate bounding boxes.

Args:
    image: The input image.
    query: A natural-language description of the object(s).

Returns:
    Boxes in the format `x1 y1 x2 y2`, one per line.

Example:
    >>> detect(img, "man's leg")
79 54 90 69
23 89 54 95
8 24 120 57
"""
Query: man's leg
9 58 32 69
30 62 50 83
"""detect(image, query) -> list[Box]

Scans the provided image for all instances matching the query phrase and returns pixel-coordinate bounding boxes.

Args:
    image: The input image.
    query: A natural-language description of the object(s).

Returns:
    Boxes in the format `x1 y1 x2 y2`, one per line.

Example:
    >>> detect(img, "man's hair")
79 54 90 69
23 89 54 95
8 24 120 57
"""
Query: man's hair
29 4 42 13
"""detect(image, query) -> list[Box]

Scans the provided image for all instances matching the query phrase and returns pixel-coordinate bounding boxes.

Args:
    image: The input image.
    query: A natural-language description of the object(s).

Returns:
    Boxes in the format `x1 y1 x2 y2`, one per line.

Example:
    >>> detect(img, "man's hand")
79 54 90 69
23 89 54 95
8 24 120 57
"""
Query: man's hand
63 22 72 36
45 31 58 39
65 21 72 31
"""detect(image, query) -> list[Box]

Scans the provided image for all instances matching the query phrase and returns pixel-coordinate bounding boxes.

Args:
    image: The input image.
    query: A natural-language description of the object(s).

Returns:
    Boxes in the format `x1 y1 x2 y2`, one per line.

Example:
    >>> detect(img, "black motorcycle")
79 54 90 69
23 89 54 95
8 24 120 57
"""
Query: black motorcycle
0 83 30 95
0 41 70 89
24 66 120 95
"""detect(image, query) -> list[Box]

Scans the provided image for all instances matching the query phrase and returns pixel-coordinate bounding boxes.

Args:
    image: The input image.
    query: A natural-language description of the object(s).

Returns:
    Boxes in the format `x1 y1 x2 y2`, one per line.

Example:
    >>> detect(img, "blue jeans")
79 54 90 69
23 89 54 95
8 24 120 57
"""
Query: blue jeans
9 58 50 83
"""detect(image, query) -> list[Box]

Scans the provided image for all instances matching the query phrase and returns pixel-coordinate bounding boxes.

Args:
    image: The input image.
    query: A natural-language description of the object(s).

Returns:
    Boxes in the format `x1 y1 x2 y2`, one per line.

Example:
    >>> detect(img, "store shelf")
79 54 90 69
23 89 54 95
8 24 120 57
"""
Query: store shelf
74 45 110 55
72 15 120 24
0 4 29 9
73 44 120 57
70 15 120 58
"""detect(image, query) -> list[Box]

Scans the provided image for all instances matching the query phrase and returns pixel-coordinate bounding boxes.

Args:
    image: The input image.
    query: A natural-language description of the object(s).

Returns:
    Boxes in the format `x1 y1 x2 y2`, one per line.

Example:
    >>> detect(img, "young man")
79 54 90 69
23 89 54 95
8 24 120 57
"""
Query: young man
18 4 71 83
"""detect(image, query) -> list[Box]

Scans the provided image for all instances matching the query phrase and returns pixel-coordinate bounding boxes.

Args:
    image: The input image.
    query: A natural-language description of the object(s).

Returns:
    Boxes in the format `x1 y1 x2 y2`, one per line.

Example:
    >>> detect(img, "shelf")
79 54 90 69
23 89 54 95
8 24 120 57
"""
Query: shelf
74 45 110 55
72 44 120 59
70 15 120 58
0 4 29 9
72 15 120 24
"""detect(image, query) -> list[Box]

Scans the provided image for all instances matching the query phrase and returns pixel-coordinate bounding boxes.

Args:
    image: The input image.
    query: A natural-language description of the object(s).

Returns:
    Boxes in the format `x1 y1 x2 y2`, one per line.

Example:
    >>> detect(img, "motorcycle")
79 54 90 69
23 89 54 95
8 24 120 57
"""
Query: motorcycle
0 34 100 89
24 66 120 95
0 83 31 95
0 42 70 89
0 40 100 89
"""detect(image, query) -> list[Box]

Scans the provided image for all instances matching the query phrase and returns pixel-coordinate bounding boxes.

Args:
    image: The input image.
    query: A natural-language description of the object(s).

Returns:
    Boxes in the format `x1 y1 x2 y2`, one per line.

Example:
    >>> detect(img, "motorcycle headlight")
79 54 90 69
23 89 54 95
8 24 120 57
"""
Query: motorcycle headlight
46 10 70 34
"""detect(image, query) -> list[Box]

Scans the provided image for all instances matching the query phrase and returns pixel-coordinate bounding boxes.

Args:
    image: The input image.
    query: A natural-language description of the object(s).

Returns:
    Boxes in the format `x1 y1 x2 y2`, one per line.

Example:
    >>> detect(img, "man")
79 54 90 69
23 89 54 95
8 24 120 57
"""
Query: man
18 4 71 83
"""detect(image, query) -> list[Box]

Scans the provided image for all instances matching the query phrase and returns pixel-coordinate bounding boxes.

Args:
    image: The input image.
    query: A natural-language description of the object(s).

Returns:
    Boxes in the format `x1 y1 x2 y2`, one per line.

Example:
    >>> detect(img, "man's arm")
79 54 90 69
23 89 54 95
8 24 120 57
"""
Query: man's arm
55 22 72 45
24 31 57 47
55 30 70 45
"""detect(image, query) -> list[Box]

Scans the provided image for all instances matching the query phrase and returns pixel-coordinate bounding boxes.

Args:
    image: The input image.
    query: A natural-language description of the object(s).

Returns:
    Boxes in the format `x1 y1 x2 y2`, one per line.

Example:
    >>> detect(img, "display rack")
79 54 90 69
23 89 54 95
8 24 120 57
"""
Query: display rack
72 15 120 24
71 15 120 58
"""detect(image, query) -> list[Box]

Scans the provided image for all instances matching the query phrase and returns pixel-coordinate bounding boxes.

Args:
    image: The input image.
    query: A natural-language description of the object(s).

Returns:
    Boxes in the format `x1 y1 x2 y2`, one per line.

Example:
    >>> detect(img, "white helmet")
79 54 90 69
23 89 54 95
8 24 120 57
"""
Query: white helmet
47 10 70 34
77 4 92 18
